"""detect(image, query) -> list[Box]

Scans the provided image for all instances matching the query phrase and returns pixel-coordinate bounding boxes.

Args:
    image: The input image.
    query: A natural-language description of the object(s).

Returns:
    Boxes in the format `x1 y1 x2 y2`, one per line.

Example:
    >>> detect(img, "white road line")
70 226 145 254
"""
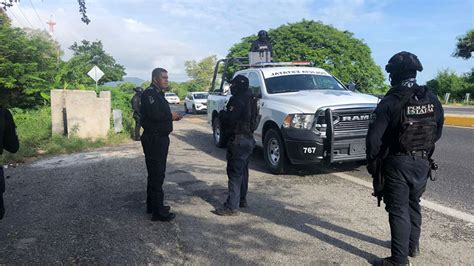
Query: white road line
332 172 474 224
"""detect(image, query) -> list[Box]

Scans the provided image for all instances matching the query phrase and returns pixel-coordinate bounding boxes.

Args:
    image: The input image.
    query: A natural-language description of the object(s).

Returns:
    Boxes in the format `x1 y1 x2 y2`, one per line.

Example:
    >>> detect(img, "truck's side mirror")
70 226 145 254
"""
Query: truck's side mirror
346 82 356 91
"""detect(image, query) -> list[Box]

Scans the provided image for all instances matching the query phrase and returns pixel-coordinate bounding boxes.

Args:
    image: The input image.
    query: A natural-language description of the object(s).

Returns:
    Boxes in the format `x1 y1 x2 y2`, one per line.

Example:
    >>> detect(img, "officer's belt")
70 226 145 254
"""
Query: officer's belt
392 150 428 158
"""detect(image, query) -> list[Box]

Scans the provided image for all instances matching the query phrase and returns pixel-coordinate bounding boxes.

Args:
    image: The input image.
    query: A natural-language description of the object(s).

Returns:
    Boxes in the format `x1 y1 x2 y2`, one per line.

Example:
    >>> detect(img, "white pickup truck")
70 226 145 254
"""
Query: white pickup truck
207 59 379 174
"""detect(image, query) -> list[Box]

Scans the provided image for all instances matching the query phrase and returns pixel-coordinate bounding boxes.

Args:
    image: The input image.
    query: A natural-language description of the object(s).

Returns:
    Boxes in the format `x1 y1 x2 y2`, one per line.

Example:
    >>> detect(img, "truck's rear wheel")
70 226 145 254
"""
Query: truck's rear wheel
263 128 290 174
212 117 228 148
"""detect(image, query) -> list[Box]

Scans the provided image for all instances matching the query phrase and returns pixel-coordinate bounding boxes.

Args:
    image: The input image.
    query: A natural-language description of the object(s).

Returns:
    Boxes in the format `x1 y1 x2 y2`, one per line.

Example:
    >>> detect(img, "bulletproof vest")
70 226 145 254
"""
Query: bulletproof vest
398 86 437 153
233 96 253 135
0 107 5 155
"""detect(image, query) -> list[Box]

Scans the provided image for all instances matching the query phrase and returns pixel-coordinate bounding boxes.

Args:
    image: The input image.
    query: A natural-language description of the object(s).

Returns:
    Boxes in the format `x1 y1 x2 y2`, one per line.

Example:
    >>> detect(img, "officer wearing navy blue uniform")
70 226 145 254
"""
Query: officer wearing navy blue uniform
0 106 20 219
140 68 183 222
131 87 143 141
366 52 444 265
215 75 256 216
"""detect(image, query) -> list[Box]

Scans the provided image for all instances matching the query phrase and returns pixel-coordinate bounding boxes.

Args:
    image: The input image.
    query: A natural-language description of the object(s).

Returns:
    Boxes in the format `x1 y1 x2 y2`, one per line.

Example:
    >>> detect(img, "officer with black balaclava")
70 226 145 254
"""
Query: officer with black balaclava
215 75 256 216
366 51 444 266
0 106 20 220
250 30 273 57
131 87 143 141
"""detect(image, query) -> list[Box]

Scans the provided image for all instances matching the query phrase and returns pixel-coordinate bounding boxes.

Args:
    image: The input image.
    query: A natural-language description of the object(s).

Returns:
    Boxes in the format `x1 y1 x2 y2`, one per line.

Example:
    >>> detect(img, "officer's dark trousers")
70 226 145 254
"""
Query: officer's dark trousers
134 120 141 141
141 133 170 215
0 166 5 219
225 135 255 210
383 155 430 264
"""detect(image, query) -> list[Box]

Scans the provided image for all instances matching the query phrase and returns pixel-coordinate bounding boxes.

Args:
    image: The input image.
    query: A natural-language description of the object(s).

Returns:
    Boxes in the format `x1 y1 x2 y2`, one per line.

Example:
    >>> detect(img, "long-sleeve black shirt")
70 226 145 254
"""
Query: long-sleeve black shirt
220 91 253 136
0 107 19 155
140 85 173 135
366 85 444 163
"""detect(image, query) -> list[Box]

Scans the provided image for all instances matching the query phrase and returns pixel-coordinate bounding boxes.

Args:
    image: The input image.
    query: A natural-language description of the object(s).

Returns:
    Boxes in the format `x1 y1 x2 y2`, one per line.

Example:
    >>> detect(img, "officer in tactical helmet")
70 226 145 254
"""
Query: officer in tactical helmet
366 51 444 266
0 106 20 219
215 75 256 216
131 87 143 141
250 30 273 57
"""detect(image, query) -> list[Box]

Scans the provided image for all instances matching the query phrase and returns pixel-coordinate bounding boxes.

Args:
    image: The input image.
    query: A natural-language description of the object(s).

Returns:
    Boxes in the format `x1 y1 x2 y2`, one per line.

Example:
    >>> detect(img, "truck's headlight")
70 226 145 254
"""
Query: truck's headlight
282 114 315 129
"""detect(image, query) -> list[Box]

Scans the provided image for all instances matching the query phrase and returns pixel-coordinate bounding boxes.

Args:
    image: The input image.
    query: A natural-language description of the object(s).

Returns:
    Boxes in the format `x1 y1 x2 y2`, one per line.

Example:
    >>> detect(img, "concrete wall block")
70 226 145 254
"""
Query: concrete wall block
63 90 111 140
50 90 67 135
99 91 111 99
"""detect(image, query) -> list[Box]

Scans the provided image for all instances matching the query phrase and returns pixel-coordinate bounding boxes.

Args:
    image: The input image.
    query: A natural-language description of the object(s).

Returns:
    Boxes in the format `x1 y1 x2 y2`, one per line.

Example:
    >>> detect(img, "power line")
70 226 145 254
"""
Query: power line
16 3 35 28
6 8 25 28
28 0 48 31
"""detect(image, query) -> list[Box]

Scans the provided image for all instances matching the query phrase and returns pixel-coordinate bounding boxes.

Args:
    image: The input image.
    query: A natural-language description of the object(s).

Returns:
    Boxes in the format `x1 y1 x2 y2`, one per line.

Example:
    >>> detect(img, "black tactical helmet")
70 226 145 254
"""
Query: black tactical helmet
258 30 268 39
385 51 423 74
230 75 249 95
133 87 143 93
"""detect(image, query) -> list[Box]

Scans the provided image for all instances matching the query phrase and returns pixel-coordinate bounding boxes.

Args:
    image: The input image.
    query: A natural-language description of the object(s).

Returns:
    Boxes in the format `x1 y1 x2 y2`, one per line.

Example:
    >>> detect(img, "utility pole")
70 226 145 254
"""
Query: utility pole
46 15 56 36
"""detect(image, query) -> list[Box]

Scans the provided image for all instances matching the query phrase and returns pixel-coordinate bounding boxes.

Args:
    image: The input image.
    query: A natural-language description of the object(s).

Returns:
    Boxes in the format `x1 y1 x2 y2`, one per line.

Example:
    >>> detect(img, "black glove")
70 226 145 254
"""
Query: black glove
367 160 377 175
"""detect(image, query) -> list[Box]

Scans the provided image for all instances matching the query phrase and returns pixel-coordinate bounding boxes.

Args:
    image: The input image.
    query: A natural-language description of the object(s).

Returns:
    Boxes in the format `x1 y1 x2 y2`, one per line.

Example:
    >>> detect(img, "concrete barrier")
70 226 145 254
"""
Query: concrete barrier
51 90 111 139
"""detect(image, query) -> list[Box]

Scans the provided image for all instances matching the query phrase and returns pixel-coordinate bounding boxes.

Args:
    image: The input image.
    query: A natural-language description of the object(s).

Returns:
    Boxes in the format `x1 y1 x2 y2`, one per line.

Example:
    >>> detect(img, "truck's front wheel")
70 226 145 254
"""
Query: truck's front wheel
263 128 290 174
212 117 228 148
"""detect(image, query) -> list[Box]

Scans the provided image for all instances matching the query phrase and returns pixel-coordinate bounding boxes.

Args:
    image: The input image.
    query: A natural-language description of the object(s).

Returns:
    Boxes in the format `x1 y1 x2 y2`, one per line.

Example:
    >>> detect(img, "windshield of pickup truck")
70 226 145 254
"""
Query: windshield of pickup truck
193 93 208 99
265 74 345 94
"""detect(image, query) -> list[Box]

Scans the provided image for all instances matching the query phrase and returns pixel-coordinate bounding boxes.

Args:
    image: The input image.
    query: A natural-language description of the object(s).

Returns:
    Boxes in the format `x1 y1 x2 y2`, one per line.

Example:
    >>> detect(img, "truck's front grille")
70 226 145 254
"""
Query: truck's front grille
332 109 374 132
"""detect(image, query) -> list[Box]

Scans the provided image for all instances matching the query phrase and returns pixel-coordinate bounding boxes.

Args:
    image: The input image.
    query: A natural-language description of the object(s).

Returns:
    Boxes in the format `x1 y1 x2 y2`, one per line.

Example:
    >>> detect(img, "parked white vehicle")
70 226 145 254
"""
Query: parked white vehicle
207 59 379 174
165 92 180 104
184 92 208 114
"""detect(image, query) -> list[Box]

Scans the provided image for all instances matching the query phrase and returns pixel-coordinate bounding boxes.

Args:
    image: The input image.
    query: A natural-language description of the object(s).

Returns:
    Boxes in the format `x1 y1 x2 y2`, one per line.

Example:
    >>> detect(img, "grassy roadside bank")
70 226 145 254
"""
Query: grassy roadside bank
0 107 133 165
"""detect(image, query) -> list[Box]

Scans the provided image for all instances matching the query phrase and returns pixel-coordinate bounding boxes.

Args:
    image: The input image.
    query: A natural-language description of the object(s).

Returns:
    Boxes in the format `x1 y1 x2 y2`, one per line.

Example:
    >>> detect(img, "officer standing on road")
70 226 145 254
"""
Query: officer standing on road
215 75 256 216
140 68 183 222
131 87 143 141
0 106 20 220
366 51 444 265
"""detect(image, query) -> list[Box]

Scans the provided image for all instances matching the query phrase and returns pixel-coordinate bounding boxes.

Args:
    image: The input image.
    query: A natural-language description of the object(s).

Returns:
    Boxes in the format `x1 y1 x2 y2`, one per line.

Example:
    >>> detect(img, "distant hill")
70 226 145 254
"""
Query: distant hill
104 77 146 87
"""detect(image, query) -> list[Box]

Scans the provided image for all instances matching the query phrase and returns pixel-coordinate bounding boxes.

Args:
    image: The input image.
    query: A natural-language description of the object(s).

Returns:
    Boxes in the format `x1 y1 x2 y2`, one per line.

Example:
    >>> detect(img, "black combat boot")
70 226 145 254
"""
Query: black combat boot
215 206 239 216
375 257 411 266
239 199 248 208
151 212 175 222
409 245 420 258
147 205 170 214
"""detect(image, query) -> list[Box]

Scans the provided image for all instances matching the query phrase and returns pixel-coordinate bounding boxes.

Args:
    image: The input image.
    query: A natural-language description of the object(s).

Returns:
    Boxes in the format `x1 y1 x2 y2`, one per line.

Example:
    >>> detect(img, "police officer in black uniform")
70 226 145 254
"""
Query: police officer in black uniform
215 75 256 216
366 51 444 265
0 106 20 219
140 68 183 222
250 30 273 57
131 87 143 141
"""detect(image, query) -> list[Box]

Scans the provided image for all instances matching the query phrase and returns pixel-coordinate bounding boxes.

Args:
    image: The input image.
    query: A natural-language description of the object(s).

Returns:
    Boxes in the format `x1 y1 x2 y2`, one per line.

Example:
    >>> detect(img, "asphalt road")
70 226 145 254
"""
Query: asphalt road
171 104 474 215
443 105 474 115
0 105 472 264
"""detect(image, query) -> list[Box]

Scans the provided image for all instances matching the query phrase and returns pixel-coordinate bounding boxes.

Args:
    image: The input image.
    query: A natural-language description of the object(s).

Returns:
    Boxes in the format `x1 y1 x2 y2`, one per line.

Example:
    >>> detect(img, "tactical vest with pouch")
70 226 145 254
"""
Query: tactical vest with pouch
398 86 437 153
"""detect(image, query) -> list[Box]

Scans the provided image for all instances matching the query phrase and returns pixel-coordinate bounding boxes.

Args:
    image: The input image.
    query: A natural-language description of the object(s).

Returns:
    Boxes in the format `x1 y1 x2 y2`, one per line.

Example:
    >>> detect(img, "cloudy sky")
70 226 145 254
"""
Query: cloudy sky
5 0 474 83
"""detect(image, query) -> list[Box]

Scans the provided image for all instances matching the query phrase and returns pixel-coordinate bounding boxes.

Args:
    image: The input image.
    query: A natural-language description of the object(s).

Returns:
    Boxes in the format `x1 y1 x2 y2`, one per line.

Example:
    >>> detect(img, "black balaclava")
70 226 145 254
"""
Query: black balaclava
390 70 417 86
230 75 249 96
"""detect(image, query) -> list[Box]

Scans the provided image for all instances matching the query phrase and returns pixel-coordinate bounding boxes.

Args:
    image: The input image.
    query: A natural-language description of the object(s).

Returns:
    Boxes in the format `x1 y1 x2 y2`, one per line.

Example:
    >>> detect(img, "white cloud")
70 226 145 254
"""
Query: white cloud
123 18 156 33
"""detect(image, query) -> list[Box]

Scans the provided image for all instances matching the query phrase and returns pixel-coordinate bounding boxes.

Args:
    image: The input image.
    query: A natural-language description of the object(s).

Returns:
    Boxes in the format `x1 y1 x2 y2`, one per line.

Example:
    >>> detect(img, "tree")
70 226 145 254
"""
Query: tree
453 29 474 59
0 11 60 108
426 69 469 99
184 55 217 92
57 40 126 88
227 20 386 93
